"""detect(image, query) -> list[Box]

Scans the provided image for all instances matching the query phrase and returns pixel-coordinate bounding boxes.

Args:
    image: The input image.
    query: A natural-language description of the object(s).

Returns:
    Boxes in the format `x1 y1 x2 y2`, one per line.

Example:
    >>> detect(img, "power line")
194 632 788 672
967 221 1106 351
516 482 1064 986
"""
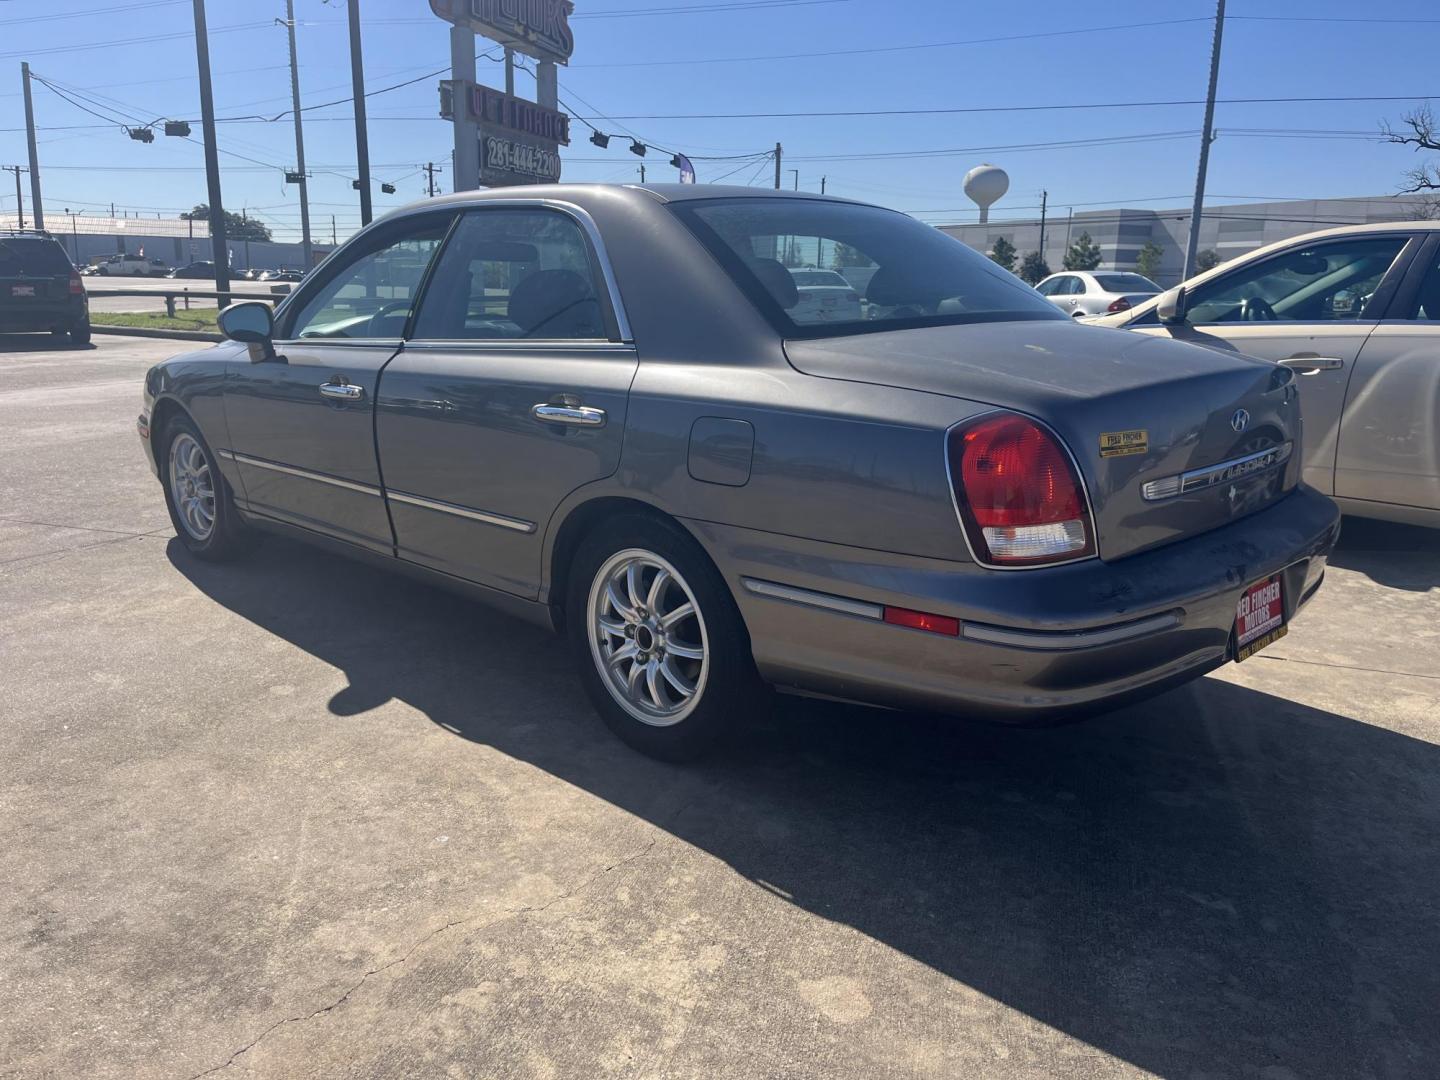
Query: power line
0 0 184 27
0 21 275 62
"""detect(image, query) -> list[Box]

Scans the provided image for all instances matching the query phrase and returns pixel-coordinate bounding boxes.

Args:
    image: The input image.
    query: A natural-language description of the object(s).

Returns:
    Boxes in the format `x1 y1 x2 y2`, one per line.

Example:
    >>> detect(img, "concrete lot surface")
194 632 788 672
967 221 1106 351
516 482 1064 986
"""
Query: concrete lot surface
3 335 1438 1079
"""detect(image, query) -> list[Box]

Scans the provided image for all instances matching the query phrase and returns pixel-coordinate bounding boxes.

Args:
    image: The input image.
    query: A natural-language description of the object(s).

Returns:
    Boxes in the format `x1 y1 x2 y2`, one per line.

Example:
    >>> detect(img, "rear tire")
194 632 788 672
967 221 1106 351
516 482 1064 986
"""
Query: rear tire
161 414 253 562
69 320 91 346
567 514 768 761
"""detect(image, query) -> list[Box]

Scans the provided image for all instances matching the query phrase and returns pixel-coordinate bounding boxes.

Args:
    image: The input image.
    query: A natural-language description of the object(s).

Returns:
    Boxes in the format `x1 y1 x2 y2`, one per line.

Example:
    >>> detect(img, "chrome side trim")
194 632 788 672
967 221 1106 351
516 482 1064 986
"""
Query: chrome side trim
386 489 535 534
741 578 883 620
1142 441 1293 502
961 611 1182 650
224 450 381 497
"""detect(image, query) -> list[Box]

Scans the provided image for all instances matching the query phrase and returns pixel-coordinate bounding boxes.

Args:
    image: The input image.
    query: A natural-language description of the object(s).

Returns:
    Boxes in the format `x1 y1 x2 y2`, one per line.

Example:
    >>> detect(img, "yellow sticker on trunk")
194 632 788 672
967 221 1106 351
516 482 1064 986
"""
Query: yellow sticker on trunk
1099 429 1149 458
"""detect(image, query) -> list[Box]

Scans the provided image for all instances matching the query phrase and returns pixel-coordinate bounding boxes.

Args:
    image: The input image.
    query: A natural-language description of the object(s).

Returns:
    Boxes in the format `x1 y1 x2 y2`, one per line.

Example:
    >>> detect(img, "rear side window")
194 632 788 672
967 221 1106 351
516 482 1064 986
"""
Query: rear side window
412 209 611 340
1094 273 1159 293
673 197 1062 338
1407 247 1440 320
0 238 72 275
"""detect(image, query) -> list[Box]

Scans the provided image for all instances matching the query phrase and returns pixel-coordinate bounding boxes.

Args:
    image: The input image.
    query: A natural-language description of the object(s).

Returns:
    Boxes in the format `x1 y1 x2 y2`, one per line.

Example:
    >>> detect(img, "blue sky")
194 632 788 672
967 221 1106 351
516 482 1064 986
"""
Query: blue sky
1 0 1435 243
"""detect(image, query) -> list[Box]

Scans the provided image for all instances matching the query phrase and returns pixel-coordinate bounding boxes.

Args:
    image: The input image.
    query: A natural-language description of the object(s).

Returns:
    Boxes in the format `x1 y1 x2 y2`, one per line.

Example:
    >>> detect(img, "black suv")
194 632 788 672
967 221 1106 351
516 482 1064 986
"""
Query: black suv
0 230 90 345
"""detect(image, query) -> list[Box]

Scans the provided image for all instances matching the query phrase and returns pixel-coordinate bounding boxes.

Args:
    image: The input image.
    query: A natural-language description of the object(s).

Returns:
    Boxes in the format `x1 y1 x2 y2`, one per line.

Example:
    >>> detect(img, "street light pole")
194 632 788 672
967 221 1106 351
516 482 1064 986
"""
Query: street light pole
346 0 373 226
1184 0 1226 280
191 0 230 305
282 0 313 269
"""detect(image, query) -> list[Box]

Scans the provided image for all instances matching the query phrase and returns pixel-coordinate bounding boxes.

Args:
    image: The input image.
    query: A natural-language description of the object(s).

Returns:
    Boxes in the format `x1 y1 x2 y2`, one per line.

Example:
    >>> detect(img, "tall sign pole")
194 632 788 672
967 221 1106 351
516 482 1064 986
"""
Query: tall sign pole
283 0 313 267
1183 0 1226 281
21 63 44 230
774 143 782 189
449 22 478 192
347 0 372 225
191 0 230 305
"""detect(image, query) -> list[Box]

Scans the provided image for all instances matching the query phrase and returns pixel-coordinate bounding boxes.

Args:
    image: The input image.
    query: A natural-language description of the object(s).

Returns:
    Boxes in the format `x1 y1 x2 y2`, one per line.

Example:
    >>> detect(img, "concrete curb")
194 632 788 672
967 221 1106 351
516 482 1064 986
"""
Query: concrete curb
92 326 223 343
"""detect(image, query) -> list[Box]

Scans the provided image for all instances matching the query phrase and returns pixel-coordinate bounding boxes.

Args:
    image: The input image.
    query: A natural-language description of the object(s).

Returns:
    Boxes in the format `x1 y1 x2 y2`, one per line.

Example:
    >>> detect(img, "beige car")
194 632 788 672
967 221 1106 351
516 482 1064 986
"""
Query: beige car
1088 222 1440 528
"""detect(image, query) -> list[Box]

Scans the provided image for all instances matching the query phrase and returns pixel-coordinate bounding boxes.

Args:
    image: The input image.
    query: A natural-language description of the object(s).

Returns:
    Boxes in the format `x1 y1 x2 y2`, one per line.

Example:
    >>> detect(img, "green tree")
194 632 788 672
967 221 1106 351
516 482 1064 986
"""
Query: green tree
988 236 1017 272
1195 249 1221 272
830 241 872 268
181 204 272 242
1018 251 1050 285
1135 241 1164 280
1062 230 1102 271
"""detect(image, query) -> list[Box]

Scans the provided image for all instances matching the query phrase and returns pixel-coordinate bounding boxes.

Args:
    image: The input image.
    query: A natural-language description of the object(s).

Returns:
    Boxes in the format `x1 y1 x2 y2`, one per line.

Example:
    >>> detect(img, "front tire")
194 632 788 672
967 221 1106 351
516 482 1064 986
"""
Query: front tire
161 414 252 561
567 515 767 760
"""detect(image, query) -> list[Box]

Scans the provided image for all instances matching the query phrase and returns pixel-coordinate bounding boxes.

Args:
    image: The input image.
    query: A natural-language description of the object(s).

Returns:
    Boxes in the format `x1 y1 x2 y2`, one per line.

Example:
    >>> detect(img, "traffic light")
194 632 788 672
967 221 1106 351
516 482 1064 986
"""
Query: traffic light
163 121 191 137
126 127 154 143
284 171 304 184
380 183 396 195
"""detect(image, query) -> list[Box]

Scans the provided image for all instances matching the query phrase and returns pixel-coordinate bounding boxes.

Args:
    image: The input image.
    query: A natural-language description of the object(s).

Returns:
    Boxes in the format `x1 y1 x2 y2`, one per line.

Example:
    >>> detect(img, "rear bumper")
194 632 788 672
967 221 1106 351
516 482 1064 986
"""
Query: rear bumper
0 297 86 332
687 484 1340 722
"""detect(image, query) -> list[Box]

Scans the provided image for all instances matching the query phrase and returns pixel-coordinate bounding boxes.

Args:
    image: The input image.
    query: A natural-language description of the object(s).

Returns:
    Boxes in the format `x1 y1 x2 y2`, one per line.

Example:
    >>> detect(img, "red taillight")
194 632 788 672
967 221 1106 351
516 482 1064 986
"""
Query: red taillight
883 606 960 636
1106 297 1132 313
69 274 83 295
947 412 1095 567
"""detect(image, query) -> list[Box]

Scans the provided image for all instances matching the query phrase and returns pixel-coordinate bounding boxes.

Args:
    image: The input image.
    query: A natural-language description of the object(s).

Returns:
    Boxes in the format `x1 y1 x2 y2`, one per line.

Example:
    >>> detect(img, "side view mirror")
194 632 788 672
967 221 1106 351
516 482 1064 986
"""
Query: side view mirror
1156 285 1188 325
217 301 273 343
217 301 279 362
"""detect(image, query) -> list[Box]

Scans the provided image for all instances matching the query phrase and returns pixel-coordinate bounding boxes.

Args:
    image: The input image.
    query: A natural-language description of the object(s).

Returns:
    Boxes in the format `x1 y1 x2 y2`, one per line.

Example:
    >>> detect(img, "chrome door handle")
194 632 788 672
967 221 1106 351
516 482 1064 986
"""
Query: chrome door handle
532 403 606 427
1278 355 1344 373
319 381 366 401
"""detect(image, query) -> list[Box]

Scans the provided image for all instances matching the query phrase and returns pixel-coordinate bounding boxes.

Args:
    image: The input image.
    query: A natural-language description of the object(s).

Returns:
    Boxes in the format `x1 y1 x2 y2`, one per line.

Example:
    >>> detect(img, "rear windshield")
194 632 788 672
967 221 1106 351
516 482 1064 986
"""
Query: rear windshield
1093 273 1159 293
672 198 1064 338
0 237 73 276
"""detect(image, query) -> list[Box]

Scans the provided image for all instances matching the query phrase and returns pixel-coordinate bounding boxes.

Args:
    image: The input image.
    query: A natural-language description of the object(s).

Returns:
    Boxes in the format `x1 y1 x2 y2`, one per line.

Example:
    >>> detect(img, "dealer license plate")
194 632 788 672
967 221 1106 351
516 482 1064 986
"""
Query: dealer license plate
1234 574 1286 661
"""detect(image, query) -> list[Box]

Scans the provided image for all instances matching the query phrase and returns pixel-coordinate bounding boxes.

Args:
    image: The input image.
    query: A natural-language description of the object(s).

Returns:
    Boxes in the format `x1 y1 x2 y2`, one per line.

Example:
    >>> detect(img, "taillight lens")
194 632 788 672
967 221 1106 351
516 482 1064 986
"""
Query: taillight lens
1106 297 1131 313
947 412 1095 566
69 274 84 295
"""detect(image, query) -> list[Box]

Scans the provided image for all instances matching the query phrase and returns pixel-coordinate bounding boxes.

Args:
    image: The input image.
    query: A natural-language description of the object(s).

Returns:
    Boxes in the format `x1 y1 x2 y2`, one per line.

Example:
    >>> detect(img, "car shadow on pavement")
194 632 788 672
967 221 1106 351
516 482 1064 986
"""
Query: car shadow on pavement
1331 515 1440 592
170 536 1440 1080
0 333 96 353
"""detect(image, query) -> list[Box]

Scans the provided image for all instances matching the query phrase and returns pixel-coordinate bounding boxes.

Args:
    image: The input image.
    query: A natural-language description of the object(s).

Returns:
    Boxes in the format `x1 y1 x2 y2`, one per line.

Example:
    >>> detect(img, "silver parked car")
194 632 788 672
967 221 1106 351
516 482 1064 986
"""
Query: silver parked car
1088 222 1440 529
787 266 862 322
138 185 1338 759
1036 270 1161 317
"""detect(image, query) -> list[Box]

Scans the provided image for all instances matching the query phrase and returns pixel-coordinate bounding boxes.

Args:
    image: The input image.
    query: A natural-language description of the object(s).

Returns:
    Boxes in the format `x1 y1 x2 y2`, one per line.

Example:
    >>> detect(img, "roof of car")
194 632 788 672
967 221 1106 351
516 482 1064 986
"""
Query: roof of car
386 182 867 219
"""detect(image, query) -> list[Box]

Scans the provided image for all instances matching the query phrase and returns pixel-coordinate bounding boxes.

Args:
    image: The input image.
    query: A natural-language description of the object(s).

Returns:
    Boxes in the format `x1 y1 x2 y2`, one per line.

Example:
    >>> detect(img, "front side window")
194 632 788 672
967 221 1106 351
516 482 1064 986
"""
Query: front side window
1185 237 1406 324
411 209 610 340
674 198 1063 338
285 216 451 340
1036 277 1061 296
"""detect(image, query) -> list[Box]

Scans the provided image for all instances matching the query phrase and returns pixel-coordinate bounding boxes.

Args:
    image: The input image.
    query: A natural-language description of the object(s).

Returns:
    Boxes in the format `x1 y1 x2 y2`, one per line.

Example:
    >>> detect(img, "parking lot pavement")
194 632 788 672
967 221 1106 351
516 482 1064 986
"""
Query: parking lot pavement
3 334 1438 1080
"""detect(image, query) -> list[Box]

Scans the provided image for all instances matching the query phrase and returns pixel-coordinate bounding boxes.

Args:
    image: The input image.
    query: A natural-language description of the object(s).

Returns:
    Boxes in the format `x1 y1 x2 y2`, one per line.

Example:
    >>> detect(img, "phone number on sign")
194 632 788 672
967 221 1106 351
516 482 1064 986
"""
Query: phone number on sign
484 136 561 181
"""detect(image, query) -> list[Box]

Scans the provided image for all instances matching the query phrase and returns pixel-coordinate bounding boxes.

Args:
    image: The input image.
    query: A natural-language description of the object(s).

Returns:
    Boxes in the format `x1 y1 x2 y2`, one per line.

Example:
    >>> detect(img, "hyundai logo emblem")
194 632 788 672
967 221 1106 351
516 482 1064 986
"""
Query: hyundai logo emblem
1230 409 1251 433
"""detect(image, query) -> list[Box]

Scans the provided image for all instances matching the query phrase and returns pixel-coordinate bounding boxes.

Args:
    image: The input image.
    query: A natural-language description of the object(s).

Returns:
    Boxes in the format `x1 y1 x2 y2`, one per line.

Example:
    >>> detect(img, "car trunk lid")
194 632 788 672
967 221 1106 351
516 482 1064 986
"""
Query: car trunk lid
784 320 1301 562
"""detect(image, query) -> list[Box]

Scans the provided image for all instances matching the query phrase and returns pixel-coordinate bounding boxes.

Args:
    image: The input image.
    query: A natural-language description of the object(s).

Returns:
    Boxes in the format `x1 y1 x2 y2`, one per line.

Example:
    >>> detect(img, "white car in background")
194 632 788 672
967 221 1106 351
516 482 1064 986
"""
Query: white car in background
788 267 862 322
1036 270 1161 317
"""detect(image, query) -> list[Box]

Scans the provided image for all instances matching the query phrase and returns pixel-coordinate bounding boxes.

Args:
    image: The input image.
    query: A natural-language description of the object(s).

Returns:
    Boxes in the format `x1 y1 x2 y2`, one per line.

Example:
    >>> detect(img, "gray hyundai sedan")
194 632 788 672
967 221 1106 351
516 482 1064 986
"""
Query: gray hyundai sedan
137 185 1339 759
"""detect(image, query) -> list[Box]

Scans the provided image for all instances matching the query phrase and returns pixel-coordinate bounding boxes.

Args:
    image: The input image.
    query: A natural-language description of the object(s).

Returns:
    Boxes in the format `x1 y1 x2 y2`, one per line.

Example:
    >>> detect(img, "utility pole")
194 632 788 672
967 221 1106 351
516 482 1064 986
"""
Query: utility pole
820 176 826 195
347 0 372 226
774 142 782 190
241 209 251 271
21 63 44 230
191 0 230 305
789 169 799 191
7 166 25 229
331 215 337 246
1184 0 1226 280
424 162 437 197
638 163 646 183
282 0 313 269
1038 190 1048 266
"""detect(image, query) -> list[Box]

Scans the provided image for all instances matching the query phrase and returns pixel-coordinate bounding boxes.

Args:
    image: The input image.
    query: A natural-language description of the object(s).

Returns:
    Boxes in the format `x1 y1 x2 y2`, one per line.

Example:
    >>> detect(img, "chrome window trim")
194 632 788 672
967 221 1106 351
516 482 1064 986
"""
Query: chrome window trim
962 611 1181 650
1141 441 1293 502
943 410 1101 572
219 449 381 497
741 578 883 620
407 199 634 345
399 340 636 355
386 489 535 534
269 338 404 350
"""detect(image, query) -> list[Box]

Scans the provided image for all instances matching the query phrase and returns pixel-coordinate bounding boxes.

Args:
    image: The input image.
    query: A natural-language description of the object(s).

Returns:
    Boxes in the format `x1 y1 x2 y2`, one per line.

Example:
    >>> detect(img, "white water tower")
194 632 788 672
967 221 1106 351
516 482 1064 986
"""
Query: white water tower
963 164 1009 224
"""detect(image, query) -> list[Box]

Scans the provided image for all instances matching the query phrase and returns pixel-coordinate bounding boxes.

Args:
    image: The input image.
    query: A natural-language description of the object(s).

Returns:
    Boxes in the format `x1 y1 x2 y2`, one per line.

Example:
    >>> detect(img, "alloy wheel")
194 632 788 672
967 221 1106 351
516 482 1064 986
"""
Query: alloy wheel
168 432 216 542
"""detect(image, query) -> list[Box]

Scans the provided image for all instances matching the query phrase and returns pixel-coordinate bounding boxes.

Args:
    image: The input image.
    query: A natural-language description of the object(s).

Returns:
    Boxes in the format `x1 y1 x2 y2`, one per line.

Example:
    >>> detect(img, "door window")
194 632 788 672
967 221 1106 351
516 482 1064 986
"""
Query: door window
411 209 611 340
1185 236 1406 324
283 216 451 340
1036 277 1061 296
1405 247 1440 320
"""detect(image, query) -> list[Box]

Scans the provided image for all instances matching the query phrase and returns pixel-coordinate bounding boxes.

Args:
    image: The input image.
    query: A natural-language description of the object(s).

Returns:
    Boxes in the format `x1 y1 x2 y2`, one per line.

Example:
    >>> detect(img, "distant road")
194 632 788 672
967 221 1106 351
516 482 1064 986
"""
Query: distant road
83 275 288 314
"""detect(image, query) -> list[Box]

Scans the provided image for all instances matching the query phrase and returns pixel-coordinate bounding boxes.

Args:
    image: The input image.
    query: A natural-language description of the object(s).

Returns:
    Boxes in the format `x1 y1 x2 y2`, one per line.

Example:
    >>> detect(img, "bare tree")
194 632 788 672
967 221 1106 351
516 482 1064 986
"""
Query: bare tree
1382 104 1440 194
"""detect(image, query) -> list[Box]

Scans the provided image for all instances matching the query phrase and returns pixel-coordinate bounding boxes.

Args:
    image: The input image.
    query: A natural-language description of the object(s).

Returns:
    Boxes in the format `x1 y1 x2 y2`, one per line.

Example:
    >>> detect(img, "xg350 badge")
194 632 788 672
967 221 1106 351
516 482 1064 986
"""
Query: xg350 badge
1099 429 1148 458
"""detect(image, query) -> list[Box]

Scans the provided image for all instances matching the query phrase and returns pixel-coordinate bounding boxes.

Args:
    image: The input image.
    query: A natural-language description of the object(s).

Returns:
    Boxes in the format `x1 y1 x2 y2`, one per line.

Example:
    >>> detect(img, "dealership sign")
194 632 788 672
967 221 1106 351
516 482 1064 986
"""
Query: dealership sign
429 0 575 64
481 129 563 186
443 82 569 146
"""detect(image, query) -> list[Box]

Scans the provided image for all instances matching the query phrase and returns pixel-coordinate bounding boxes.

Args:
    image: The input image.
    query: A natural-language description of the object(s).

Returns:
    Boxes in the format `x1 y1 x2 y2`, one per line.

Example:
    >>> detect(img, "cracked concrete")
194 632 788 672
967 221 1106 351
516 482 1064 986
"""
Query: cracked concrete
3 337 1439 1079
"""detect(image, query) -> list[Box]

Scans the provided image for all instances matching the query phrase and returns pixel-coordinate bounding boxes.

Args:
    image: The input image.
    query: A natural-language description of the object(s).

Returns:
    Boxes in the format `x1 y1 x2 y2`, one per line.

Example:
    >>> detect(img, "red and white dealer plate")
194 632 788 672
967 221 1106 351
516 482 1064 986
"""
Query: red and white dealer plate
1234 573 1286 662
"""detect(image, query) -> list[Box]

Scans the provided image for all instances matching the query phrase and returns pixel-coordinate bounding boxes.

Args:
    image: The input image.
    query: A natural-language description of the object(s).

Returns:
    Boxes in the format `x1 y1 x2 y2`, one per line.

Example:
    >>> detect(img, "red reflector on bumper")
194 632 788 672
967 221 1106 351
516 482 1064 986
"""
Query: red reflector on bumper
883 606 960 636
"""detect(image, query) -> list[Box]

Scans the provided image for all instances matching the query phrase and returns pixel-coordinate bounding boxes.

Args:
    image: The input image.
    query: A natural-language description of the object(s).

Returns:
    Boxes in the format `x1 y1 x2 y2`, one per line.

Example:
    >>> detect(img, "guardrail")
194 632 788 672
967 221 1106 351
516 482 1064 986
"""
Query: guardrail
85 285 291 318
